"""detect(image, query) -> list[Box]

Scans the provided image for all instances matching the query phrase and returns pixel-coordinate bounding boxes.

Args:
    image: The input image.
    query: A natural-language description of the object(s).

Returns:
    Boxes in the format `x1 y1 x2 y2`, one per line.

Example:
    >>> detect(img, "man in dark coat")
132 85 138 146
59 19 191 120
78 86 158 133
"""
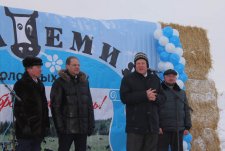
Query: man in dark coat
120 52 162 151
50 56 95 151
158 69 192 151
13 56 50 151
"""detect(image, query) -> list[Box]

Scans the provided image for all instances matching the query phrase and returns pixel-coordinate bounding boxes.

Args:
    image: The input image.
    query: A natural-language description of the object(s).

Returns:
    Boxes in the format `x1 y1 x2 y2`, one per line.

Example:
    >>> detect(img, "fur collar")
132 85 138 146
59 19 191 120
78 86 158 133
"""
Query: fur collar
58 69 87 82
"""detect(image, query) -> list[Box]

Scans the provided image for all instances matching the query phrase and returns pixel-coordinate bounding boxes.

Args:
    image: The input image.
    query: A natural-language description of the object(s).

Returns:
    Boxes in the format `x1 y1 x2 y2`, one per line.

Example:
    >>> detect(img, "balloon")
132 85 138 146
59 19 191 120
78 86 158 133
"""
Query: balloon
176 79 184 89
157 46 165 54
175 47 184 57
173 29 179 37
169 53 180 65
179 72 188 82
169 36 180 47
164 62 174 70
175 63 185 73
159 36 169 46
183 141 188 150
160 51 170 62
158 61 165 71
165 43 176 53
154 29 163 40
163 26 173 38
179 57 186 65
184 133 193 143
177 43 183 48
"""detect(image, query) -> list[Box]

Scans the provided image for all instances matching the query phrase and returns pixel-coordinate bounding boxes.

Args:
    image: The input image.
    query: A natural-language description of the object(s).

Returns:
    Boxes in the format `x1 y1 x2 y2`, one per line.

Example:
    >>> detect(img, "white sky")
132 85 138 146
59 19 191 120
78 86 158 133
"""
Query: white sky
1 0 225 92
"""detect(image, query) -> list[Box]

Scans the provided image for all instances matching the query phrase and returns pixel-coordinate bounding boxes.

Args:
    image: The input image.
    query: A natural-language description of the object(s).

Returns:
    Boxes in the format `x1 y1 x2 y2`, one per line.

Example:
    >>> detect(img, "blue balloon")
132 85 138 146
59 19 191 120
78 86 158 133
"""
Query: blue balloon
160 51 170 62
184 133 193 143
179 72 188 82
163 26 173 38
177 43 183 48
169 36 181 47
175 63 184 73
157 46 166 54
169 53 180 65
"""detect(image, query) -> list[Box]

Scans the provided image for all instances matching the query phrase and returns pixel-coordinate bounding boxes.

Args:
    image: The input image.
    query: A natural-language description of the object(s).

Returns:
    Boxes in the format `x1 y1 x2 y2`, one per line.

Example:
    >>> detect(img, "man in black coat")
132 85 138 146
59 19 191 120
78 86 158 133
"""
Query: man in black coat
120 52 162 151
13 56 50 151
158 69 192 151
50 56 95 151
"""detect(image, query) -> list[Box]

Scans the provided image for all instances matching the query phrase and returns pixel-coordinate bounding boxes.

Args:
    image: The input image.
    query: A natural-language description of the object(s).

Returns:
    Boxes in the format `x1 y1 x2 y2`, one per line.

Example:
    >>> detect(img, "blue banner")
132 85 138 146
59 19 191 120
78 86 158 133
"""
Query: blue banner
0 5 159 151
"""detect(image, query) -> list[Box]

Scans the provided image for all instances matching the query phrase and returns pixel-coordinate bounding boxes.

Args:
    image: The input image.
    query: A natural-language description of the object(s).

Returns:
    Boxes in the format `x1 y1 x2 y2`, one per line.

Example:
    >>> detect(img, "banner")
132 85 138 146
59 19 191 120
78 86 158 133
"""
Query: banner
0 5 159 151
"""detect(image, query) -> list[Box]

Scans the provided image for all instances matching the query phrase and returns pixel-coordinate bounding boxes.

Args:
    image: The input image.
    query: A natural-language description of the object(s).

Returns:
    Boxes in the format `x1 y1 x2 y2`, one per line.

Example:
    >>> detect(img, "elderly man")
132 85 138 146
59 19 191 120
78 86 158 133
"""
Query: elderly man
120 52 162 151
13 56 50 151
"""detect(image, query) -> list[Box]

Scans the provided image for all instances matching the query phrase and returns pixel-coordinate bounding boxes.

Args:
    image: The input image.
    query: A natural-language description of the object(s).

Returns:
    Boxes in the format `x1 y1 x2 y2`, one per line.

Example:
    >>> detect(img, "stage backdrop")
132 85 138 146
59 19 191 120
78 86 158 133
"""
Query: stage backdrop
0 5 159 151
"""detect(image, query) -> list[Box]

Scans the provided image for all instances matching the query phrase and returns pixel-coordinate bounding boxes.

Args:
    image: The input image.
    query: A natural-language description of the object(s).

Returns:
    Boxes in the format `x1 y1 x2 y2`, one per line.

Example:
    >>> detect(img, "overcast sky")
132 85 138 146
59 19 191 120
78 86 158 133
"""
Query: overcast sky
1 0 225 92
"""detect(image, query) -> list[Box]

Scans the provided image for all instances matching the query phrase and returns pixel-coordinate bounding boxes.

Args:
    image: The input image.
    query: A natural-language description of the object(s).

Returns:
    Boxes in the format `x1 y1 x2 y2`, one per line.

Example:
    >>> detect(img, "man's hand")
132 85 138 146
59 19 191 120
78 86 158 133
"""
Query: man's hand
146 88 157 101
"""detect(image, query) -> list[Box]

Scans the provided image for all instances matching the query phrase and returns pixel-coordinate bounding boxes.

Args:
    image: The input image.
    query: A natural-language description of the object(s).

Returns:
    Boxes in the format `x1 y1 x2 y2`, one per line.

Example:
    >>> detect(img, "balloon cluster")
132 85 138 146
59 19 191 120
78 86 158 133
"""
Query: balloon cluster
154 25 188 89
183 132 192 151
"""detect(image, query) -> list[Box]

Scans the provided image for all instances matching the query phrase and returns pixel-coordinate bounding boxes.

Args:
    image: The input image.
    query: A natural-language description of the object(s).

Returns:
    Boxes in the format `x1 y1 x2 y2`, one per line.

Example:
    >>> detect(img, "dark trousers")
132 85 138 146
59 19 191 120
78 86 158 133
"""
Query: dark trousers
127 133 158 151
16 138 42 151
158 131 184 151
58 134 87 151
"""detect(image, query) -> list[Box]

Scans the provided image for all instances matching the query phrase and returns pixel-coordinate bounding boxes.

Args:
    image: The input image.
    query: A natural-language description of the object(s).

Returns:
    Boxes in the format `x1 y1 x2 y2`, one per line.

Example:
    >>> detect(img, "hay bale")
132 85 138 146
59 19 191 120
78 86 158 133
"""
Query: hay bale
186 79 219 131
201 128 220 151
192 136 206 151
161 23 212 80
186 79 220 151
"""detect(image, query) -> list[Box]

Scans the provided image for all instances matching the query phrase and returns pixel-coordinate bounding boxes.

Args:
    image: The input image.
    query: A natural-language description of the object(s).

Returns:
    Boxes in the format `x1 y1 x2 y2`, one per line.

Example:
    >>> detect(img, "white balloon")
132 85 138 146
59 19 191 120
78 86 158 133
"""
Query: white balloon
159 36 169 46
154 29 163 40
175 47 184 57
176 79 184 89
173 29 179 37
165 43 176 53
158 61 165 71
164 62 174 70
183 141 188 150
179 57 186 65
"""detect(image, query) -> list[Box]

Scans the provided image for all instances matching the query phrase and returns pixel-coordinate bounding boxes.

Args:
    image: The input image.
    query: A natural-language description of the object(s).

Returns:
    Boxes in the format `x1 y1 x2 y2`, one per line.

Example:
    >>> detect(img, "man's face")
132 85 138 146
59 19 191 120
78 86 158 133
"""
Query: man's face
164 74 177 85
135 59 148 75
27 65 42 78
66 58 80 75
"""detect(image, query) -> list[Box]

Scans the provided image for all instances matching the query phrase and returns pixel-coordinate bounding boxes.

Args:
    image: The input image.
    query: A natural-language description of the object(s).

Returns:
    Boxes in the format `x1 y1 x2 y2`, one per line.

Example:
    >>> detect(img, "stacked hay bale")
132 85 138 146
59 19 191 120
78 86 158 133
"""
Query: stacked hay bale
162 23 220 151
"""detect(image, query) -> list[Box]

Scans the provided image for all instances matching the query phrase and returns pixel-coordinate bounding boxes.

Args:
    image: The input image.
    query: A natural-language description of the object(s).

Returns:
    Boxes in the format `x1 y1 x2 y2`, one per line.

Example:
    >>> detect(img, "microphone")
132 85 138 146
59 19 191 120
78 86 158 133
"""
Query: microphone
0 74 22 102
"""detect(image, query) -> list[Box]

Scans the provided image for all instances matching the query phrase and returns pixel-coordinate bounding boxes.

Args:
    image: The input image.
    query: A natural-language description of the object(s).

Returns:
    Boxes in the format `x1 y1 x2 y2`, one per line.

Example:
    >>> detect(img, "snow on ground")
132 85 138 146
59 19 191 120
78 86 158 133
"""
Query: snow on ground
218 92 225 150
